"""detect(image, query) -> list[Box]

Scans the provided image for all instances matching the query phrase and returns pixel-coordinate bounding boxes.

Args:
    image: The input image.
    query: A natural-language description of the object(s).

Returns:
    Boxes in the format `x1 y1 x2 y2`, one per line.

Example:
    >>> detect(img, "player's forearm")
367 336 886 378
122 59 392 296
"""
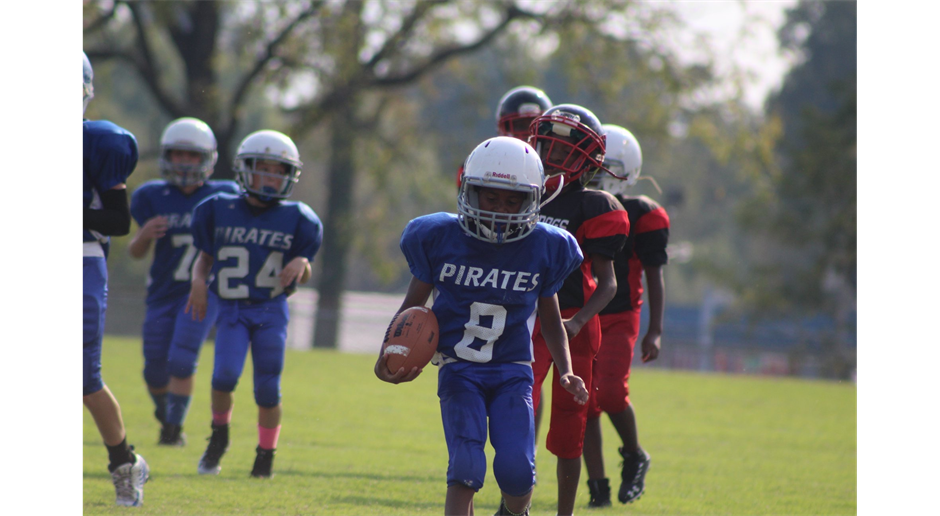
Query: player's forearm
538 296 575 377
396 276 434 314
571 276 616 329
127 231 152 259
83 188 130 236
191 252 214 285
644 266 665 335
570 254 617 328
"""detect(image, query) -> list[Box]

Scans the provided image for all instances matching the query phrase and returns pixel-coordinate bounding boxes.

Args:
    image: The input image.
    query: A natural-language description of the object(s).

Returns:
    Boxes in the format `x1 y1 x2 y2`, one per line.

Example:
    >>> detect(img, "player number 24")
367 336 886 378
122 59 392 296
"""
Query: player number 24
216 246 286 299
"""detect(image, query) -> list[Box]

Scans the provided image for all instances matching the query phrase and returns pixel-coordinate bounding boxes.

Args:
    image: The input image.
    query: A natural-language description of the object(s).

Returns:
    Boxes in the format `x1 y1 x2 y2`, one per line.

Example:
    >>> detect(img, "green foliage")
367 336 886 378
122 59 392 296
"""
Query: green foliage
736 1 857 317
84 337 856 515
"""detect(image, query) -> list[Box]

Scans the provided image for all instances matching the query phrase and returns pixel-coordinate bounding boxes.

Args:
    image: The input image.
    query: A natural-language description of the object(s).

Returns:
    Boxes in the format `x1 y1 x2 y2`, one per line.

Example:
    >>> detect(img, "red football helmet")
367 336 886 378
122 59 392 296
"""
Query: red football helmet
529 104 606 192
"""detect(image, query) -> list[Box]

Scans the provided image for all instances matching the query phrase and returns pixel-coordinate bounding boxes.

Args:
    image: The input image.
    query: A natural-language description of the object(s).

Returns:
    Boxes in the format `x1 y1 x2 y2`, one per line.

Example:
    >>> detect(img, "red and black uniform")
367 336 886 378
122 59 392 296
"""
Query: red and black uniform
588 194 669 417
532 184 628 459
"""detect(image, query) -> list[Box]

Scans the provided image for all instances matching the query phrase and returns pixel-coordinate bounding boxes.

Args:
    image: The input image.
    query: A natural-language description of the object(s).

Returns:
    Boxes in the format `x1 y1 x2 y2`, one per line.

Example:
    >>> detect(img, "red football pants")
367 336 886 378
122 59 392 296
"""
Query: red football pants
532 308 601 459
587 309 641 418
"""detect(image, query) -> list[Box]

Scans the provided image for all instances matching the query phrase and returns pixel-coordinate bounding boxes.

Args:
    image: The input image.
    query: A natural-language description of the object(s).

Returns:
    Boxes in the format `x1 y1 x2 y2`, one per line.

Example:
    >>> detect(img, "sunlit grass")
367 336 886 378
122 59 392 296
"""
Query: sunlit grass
84 336 855 515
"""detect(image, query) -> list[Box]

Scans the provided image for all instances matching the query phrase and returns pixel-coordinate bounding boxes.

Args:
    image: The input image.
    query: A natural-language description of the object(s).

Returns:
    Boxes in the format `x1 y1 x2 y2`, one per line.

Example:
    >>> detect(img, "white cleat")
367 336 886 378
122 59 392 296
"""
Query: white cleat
197 451 222 475
112 452 150 507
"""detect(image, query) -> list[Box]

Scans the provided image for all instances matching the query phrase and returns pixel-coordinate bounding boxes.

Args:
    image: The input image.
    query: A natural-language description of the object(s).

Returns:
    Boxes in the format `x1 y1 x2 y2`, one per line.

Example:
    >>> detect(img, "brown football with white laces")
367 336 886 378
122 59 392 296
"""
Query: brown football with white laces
382 306 439 374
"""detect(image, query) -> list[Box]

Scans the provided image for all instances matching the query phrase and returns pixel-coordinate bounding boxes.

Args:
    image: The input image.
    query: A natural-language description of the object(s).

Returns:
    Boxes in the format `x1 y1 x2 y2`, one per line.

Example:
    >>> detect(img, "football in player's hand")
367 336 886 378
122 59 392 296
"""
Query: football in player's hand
382 306 439 374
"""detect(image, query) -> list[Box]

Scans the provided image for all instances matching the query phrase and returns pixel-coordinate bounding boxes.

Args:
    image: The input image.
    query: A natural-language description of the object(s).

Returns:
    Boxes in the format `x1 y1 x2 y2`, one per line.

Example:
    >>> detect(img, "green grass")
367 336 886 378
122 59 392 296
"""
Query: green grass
84 337 856 515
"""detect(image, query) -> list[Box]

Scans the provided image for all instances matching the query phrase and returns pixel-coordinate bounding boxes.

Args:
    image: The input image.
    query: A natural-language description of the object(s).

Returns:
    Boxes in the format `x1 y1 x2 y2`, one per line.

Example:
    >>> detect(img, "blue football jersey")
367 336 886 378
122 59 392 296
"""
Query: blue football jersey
83 120 138 243
131 180 240 304
400 213 583 364
191 193 323 301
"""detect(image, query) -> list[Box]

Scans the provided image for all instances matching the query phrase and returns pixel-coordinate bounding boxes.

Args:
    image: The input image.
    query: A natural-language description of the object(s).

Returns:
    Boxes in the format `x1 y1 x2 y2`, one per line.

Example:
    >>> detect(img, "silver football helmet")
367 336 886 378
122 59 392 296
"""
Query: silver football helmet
458 136 544 244
591 124 642 195
158 117 219 186
233 130 302 201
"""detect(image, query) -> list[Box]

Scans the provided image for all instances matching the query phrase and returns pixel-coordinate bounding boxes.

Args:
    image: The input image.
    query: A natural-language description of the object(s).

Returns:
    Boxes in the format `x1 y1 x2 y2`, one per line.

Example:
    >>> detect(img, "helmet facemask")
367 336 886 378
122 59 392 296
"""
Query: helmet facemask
458 179 540 244
591 124 643 196
532 113 605 192
235 155 301 202
159 146 217 187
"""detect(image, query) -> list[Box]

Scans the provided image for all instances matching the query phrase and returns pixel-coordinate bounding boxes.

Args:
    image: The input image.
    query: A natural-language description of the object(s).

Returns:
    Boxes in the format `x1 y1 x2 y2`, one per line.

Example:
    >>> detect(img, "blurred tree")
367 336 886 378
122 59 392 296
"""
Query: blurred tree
83 0 322 178
83 0 740 350
270 0 713 348
735 0 856 377
742 0 857 310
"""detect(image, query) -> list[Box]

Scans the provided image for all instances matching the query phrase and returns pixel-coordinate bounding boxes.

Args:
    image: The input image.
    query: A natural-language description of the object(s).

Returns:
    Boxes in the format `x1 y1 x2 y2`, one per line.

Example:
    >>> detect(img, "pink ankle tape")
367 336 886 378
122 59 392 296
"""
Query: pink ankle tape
212 410 232 426
258 425 281 450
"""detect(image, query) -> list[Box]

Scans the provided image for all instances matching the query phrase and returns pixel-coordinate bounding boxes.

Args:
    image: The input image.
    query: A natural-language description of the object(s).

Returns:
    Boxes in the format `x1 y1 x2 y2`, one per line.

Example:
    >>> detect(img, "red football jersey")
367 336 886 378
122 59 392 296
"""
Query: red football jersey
539 185 629 310
600 194 670 314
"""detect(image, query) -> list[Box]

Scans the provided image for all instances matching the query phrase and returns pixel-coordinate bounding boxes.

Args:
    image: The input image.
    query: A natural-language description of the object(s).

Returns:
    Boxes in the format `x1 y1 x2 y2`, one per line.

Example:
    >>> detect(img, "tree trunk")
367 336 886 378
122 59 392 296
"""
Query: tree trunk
312 102 357 349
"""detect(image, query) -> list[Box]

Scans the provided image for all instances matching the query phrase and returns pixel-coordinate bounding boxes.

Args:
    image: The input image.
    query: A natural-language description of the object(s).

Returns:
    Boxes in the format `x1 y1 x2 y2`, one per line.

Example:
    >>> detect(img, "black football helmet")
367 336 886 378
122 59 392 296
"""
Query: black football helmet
530 104 606 192
495 86 553 140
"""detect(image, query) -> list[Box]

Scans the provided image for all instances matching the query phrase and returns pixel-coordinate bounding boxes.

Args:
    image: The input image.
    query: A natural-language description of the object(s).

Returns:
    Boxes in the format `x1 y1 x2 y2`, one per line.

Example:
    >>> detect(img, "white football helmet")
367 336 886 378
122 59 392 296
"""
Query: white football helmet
233 130 302 201
593 124 642 196
83 52 94 116
158 117 218 186
458 136 544 244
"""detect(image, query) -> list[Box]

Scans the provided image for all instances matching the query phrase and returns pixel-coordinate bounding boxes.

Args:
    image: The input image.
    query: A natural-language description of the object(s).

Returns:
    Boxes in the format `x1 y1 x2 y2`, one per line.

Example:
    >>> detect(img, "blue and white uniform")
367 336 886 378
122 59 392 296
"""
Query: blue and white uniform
84 120 138 395
130 180 240 387
400 212 582 495
191 192 322 407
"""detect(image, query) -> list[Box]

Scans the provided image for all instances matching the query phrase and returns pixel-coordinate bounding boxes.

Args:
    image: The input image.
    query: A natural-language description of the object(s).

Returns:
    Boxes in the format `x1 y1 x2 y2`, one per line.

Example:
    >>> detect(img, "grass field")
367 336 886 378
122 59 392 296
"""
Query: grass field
83 336 856 515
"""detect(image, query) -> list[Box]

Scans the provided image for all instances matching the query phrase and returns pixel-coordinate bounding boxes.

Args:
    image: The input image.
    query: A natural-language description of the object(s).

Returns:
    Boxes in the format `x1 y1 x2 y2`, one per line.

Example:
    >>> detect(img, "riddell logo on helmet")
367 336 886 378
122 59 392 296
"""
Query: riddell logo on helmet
490 172 512 180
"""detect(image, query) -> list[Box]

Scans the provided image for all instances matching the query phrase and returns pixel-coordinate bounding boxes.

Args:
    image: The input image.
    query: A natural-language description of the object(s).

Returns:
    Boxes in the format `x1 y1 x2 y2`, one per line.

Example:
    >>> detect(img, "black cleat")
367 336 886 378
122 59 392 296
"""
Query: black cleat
618 447 651 504
587 477 612 507
197 423 229 475
158 423 187 446
250 446 276 478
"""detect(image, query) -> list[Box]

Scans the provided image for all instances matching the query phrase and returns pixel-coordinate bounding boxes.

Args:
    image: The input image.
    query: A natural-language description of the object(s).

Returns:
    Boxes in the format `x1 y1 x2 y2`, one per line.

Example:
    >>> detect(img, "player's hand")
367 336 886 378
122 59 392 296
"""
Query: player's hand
562 318 583 340
140 216 169 240
280 257 309 287
559 373 589 405
374 353 423 384
641 332 661 363
185 283 208 322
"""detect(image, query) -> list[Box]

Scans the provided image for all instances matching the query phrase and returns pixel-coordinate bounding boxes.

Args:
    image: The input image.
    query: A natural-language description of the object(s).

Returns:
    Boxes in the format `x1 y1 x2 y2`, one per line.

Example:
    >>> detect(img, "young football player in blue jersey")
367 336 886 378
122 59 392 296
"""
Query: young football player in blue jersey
527 104 630 516
374 136 590 516
186 129 322 478
82 51 150 507
582 124 668 507
128 117 240 446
